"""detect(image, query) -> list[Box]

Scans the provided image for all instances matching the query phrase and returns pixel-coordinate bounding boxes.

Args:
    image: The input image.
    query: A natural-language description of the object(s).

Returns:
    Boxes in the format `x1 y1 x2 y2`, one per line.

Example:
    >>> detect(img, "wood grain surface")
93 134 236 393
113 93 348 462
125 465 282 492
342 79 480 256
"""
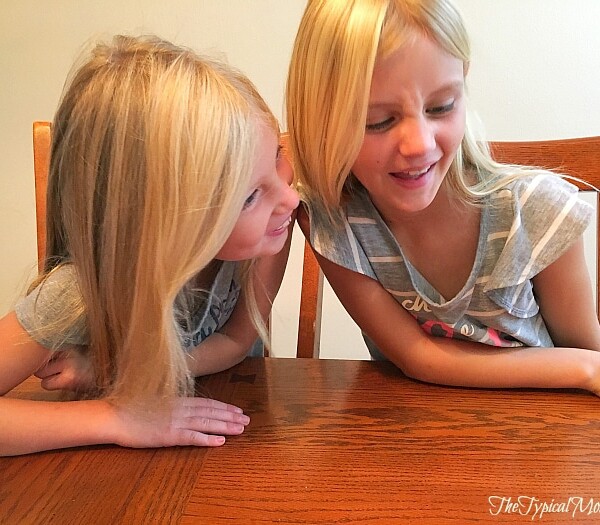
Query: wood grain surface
2 357 600 524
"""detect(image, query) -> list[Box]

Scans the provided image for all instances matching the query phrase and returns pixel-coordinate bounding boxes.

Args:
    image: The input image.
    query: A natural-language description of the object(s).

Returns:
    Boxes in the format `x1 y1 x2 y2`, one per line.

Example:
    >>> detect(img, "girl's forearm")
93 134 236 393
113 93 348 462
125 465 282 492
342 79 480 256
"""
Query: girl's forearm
0 397 117 456
186 333 248 377
394 340 597 393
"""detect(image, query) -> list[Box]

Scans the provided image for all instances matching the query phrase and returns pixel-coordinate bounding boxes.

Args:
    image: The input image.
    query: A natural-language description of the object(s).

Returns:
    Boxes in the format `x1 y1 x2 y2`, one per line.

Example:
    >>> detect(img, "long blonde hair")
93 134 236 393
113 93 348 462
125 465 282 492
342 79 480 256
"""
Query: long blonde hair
286 0 544 219
41 35 276 402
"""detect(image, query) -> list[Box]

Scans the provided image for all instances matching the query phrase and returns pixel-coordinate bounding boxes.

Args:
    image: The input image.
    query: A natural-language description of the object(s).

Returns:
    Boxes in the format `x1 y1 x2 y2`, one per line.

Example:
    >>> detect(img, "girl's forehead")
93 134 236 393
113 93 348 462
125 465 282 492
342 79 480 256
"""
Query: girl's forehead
368 34 465 105
377 26 419 62
374 32 460 75
378 25 465 68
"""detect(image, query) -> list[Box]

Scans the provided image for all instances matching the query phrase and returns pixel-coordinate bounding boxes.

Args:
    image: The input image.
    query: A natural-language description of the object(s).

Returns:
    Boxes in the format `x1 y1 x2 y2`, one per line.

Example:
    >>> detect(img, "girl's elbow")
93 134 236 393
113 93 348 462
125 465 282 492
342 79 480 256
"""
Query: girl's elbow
387 350 438 384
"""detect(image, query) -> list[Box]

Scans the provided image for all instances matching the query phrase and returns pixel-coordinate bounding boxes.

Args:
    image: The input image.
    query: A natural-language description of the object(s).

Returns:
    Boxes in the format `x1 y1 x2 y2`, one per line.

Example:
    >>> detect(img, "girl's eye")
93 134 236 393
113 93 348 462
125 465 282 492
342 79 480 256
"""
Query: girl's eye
365 117 395 133
426 101 455 116
243 189 259 210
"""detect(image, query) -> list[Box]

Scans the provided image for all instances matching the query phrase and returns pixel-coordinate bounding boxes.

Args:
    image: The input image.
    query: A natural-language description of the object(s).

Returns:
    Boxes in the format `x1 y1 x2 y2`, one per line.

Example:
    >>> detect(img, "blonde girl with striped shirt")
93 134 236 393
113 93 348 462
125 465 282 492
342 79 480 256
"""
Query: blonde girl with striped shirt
286 0 600 394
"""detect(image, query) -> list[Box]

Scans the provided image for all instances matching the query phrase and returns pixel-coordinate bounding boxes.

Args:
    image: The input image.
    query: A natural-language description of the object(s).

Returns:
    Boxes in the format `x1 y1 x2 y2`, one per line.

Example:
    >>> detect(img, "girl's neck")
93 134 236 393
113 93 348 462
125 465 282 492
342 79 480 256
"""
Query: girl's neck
384 184 468 238
384 188 481 300
192 259 223 290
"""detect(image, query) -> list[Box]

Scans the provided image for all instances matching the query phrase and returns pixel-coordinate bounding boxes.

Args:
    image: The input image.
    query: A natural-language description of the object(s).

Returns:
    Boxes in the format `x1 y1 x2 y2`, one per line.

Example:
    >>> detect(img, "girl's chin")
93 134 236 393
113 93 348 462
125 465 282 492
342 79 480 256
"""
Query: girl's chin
225 236 288 261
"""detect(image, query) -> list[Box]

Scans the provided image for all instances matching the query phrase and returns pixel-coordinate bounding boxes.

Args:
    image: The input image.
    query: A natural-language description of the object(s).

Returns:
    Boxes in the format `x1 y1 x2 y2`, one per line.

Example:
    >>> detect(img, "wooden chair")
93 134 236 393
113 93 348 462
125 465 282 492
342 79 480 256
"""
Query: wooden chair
279 134 323 358
296 241 322 358
32 121 52 272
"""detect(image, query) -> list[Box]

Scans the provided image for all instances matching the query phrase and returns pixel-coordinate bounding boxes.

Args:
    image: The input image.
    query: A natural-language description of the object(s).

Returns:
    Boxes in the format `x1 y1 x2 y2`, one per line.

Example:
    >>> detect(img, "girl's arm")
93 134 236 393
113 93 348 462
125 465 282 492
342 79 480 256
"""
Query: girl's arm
532 238 600 350
0 312 249 456
299 211 600 394
186 222 294 376
0 312 52 395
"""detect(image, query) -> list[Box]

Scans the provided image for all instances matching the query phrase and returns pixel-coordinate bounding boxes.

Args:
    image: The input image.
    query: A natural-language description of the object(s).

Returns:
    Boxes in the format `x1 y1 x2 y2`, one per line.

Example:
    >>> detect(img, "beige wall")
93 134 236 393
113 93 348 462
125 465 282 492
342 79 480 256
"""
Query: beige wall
0 0 305 313
1 1 599 359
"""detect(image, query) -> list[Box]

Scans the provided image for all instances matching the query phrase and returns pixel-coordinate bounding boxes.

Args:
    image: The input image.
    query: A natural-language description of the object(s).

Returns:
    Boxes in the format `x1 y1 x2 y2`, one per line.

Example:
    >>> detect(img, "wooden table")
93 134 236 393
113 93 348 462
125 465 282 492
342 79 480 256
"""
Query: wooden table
2 357 600 524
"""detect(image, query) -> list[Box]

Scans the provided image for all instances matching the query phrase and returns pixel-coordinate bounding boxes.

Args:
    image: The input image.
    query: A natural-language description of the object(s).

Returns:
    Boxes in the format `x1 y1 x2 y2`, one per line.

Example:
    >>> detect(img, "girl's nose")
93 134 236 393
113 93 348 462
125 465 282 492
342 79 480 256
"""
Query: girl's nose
280 180 300 213
277 156 300 212
397 117 435 158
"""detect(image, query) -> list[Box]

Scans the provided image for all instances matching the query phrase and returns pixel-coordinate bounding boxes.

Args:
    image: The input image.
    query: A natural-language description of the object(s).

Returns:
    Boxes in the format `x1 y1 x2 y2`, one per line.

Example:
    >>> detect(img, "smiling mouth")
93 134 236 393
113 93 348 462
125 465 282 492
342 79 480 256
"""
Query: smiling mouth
272 215 292 234
390 163 434 180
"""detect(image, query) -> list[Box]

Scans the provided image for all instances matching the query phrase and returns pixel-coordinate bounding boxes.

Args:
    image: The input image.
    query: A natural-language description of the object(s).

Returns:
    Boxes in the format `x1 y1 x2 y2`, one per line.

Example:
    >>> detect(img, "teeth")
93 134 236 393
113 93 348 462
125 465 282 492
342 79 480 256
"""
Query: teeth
275 217 292 231
406 166 430 176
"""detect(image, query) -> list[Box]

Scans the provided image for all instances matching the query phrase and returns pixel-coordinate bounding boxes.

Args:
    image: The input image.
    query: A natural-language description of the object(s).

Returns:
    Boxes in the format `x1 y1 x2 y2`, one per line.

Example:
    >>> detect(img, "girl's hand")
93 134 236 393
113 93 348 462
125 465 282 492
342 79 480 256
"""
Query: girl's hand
34 348 95 393
113 397 250 448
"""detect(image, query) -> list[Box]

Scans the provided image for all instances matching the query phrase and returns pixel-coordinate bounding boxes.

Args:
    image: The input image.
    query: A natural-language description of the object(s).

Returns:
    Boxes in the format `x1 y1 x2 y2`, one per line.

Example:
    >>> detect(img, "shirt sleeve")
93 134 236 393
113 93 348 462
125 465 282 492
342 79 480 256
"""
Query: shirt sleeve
304 194 379 281
484 174 593 315
14 265 89 350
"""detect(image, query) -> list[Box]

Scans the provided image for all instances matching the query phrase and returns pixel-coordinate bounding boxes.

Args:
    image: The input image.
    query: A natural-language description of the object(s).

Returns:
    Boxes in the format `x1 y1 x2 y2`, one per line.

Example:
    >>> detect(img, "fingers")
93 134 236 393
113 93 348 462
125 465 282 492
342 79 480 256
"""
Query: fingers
183 396 245 413
113 396 251 450
37 365 80 391
166 397 251 448
33 351 95 392
174 399 250 436
184 433 227 447
183 414 249 436
39 373 67 391
33 360 57 380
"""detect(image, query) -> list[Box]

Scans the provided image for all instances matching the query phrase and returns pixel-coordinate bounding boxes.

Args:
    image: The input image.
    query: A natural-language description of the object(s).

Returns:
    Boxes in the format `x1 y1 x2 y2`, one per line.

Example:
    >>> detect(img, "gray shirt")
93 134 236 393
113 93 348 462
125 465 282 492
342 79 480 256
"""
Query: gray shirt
307 174 593 358
15 261 252 353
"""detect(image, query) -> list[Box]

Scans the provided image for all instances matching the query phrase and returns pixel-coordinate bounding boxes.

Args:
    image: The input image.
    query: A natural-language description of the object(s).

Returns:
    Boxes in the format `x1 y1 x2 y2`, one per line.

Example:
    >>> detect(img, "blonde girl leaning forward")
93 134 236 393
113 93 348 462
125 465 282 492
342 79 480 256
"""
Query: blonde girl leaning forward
0 35 299 456
287 0 600 394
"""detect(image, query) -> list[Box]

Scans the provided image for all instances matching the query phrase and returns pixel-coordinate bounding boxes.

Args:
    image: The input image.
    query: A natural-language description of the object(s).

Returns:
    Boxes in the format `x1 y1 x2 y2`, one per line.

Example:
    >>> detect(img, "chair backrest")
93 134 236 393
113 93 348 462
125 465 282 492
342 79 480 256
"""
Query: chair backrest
296 241 323 358
490 137 600 317
32 121 52 272
280 133 323 358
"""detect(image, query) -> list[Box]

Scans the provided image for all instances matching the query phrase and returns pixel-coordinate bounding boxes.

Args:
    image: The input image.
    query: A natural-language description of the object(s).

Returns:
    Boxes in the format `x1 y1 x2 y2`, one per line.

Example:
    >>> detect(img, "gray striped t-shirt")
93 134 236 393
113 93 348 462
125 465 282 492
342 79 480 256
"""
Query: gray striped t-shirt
308 174 593 358
15 261 254 353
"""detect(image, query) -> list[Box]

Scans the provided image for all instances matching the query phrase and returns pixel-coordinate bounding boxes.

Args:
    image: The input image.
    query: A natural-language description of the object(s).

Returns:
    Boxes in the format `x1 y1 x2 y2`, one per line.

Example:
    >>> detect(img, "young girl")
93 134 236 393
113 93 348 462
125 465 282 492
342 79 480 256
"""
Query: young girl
0 35 299 456
286 0 600 394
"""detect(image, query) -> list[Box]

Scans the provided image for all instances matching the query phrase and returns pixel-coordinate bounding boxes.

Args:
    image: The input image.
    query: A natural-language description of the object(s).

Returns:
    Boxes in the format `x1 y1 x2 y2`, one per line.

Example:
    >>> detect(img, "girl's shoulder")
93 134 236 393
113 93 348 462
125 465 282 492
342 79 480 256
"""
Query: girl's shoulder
301 187 382 281
484 172 593 294
488 172 591 218
15 263 88 350
21 264 79 303
491 172 579 199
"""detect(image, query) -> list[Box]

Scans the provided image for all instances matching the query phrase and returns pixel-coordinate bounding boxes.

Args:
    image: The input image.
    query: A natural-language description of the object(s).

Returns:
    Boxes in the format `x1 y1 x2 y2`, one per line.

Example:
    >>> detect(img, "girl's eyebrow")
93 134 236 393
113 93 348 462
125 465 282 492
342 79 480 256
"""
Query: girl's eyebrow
368 80 465 108
430 80 465 95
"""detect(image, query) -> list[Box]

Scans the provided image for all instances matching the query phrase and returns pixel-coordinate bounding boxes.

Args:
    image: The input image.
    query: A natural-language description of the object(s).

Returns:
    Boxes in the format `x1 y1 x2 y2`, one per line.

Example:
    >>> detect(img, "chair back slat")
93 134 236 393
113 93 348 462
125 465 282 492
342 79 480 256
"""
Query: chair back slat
33 121 52 272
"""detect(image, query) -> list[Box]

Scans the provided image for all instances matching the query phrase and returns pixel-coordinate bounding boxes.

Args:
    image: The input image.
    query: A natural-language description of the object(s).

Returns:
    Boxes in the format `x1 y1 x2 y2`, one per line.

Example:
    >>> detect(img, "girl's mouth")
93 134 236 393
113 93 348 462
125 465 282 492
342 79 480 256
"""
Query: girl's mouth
390 163 434 180
271 215 292 235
